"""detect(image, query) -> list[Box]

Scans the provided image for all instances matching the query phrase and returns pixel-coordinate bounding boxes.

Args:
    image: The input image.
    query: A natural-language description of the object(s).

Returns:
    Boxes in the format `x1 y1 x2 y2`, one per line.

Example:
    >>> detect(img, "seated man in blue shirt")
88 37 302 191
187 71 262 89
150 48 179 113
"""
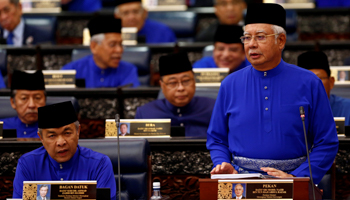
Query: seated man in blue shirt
135 52 216 138
0 70 45 138
0 0 53 45
61 16 140 88
298 51 350 125
114 0 177 43
193 25 249 73
13 101 117 200
61 0 101 12
207 3 338 184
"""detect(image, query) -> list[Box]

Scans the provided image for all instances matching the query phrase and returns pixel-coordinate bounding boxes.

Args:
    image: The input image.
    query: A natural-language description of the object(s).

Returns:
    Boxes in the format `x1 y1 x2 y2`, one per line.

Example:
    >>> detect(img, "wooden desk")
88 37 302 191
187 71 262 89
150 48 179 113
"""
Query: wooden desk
199 178 322 200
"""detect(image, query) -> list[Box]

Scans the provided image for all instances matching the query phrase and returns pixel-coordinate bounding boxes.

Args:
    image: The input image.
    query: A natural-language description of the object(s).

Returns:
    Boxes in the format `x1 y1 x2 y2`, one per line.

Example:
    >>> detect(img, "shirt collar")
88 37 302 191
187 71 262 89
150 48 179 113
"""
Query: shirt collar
15 116 38 128
4 18 24 46
251 58 284 78
48 145 80 170
90 55 113 74
164 97 196 114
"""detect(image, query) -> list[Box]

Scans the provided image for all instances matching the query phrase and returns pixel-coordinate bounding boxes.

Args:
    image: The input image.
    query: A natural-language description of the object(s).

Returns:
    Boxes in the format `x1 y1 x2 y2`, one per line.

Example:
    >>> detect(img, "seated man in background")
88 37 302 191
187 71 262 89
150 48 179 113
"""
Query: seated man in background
61 16 140 88
13 101 117 200
61 0 101 12
114 0 177 43
193 25 249 73
135 52 216 138
0 70 45 138
196 0 246 42
298 51 350 125
0 0 53 45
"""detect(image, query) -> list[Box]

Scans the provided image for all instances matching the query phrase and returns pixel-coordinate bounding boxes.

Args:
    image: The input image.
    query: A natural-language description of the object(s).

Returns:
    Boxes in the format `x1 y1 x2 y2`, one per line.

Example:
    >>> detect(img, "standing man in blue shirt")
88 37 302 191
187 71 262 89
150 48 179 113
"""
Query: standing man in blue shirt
13 101 117 200
298 51 350 126
207 3 338 184
0 70 46 138
135 52 216 138
193 25 249 73
0 0 53 45
114 0 177 43
61 16 140 88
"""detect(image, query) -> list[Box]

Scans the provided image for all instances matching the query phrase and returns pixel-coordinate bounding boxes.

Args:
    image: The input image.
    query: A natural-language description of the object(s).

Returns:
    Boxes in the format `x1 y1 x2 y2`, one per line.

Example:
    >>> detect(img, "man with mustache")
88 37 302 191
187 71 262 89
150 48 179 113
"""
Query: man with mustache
196 0 246 42
0 70 45 138
0 0 53 45
135 52 216 138
114 0 176 44
12 101 116 200
207 3 338 185
61 16 140 88
193 25 249 73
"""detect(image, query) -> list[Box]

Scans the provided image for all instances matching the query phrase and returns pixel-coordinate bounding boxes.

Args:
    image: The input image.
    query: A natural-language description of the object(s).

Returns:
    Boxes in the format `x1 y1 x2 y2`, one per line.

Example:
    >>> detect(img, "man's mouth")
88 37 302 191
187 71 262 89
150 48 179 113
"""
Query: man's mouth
57 149 68 156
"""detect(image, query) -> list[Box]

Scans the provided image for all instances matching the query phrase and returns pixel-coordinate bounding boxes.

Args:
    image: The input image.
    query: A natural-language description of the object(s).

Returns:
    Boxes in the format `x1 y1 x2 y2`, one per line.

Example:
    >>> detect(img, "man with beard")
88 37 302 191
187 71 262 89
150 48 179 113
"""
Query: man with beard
61 16 140 88
0 70 46 138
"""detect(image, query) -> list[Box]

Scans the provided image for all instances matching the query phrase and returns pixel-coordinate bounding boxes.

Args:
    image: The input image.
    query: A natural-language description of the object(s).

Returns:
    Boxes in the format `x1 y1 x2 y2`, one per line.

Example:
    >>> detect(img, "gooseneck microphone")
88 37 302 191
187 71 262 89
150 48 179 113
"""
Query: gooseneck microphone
115 114 121 200
299 106 315 200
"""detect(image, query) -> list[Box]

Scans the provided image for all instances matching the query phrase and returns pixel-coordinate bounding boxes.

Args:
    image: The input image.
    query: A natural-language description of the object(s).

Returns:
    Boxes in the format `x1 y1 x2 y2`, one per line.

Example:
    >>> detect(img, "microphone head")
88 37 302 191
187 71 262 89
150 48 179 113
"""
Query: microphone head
299 106 305 115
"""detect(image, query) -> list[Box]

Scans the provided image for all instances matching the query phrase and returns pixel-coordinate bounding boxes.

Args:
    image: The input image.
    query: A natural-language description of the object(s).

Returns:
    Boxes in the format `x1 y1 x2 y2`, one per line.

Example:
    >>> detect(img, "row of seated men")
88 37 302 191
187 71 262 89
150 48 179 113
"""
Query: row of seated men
0 0 250 45
2 4 340 200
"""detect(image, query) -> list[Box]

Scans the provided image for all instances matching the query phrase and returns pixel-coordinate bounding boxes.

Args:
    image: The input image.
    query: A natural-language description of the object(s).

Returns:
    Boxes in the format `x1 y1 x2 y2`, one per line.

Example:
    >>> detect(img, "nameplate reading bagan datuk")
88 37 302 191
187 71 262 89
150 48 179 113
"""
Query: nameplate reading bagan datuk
334 117 345 135
22 181 96 200
193 68 229 87
217 179 293 200
122 27 138 45
105 119 171 138
21 0 61 13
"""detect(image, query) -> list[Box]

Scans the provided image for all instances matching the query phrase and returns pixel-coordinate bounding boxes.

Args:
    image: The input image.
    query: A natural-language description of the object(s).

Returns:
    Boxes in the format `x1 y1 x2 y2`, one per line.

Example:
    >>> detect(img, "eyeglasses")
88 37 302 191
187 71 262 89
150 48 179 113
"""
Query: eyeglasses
162 78 194 89
240 33 279 44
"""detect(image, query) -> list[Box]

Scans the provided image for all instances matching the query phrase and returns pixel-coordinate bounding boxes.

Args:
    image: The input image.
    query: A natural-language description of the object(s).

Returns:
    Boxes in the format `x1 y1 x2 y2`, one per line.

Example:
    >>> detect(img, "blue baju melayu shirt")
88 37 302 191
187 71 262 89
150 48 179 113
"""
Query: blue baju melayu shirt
13 145 116 200
330 94 350 126
61 55 140 88
64 0 101 12
207 59 339 184
0 116 39 138
0 74 5 88
193 56 250 73
135 96 216 138
138 19 177 43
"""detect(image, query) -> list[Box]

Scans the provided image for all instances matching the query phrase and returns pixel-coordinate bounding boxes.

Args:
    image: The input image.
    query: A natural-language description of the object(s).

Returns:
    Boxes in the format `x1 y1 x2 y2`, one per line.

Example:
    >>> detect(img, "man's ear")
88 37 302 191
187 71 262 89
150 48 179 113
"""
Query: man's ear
37 131 44 141
278 34 286 51
10 97 16 110
90 41 98 54
77 124 81 137
330 76 335 90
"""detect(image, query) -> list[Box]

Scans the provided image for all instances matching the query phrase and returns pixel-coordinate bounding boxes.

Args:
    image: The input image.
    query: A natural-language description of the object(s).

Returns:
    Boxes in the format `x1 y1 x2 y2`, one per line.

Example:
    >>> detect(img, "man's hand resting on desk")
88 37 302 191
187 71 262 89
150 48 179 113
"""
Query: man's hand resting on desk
210 162 238 174
261 167 295 178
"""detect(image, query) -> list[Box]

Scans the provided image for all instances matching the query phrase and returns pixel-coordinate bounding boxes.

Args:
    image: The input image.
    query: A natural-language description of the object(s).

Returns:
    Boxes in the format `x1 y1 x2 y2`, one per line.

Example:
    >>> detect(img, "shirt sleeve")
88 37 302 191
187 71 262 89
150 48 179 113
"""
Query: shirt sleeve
290 79 339 184
206 81 233 167
13 158 32 198
94 156 117 200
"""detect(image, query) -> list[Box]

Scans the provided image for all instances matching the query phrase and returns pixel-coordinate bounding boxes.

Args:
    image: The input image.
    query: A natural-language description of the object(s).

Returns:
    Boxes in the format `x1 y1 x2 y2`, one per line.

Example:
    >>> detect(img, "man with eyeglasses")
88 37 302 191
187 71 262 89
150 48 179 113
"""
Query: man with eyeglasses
0 0 53 45
207 3 338 185
61 16 140 88
298 51 350 126
114 0 176 43
196 0 246 42
135 52 216 138
193 25 249 73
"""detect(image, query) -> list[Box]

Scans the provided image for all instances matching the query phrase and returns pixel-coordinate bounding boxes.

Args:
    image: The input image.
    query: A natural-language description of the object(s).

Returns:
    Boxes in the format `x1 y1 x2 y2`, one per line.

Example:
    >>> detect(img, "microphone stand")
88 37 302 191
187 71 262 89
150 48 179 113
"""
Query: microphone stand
115 114 121 200
299 106 316 200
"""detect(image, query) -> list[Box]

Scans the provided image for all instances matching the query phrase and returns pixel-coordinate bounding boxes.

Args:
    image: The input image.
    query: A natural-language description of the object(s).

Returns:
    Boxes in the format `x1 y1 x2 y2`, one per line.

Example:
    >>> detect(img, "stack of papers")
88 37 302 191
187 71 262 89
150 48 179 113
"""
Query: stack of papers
211 173 264 179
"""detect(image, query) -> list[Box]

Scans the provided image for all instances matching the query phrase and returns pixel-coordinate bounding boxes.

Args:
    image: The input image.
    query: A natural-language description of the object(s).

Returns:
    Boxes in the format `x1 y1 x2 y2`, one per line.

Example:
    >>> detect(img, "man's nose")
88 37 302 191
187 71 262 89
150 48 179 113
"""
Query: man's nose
56 135 66 146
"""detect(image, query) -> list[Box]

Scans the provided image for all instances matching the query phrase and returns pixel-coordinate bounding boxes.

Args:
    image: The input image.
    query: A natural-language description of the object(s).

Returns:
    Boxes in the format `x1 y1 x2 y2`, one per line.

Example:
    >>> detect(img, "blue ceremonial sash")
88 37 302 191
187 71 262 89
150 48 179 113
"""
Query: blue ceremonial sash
233 156 307 174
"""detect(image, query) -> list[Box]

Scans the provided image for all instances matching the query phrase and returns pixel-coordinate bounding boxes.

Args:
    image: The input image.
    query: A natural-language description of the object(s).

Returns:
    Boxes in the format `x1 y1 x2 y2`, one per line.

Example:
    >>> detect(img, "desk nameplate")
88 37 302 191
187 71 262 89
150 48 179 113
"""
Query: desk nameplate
105 119 171 137
218 179 293 200
193 68 229 87
22 181 96 200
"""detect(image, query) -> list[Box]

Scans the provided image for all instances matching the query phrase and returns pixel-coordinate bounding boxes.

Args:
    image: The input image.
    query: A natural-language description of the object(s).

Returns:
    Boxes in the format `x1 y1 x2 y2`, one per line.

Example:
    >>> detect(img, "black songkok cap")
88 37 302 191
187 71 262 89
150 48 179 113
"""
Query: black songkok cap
88 16 121 37
297 51 330 77
245 3 286 30
159 52 192 76
38 101 78 129
11 70 45 91
214 25 243 44
116 0 141 6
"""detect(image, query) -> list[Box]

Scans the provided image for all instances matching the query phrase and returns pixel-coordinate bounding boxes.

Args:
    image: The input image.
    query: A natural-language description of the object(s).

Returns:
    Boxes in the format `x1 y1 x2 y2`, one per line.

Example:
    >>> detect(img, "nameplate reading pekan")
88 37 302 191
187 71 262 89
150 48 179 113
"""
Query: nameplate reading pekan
193 68 229 87
217 179 293 200
105 119 171 138
22 181 96 200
